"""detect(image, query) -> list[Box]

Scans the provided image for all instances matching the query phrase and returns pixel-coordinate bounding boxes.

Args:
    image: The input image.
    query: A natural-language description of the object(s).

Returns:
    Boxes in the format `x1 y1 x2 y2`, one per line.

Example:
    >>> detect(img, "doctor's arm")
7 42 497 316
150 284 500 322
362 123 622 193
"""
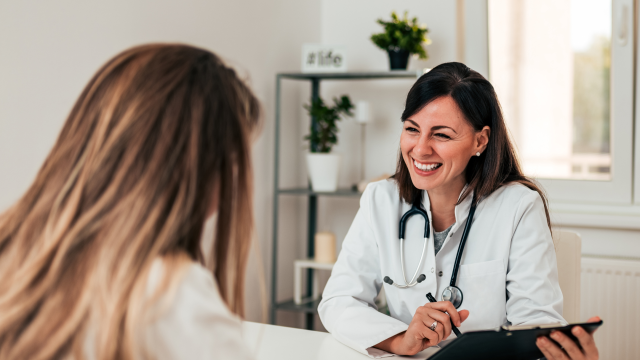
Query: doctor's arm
505 191 564 326
318 188 410 357
507 192 601 360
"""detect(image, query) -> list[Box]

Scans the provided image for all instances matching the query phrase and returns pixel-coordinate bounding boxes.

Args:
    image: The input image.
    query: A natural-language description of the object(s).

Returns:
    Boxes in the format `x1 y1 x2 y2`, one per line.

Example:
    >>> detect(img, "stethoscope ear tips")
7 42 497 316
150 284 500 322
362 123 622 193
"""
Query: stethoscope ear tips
383 276 394 285
417 274 426 283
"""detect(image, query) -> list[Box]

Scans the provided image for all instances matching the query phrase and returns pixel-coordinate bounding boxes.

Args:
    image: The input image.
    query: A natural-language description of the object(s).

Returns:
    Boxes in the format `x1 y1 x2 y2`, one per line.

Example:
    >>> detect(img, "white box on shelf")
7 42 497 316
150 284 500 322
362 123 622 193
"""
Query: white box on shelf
301 44 347 73
293 258 335 304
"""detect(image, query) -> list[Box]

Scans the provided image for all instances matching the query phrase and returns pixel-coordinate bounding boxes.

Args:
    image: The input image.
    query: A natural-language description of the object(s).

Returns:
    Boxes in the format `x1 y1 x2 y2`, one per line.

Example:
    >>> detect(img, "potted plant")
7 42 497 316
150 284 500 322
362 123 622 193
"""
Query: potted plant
370 11 431 70
304 95 354 192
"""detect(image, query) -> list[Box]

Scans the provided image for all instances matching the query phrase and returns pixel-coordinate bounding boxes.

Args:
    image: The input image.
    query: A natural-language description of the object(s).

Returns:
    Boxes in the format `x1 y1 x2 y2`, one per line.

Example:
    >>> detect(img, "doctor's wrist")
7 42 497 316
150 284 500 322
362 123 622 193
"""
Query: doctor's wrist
374 331 410 355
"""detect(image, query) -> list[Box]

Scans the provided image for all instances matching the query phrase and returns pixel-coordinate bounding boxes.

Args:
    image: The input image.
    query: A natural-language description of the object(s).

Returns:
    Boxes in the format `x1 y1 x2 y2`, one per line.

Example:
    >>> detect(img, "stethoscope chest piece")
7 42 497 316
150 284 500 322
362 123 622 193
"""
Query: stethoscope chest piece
442 285 463 309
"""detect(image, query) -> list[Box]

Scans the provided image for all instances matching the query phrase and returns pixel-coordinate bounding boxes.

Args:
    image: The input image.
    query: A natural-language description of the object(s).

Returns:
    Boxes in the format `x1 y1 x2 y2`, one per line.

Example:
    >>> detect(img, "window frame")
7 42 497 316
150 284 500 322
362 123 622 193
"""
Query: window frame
635 6 640 205
477 0 637 206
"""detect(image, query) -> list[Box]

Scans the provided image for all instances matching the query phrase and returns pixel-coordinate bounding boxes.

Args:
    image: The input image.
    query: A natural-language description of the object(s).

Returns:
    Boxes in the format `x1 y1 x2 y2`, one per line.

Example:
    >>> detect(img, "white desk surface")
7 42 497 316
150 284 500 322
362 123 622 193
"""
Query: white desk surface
242 322 440 360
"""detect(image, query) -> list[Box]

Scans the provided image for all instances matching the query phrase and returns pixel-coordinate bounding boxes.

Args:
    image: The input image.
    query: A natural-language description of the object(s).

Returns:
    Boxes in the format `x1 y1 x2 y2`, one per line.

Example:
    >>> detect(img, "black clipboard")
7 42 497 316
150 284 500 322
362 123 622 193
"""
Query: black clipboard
426 320 603 360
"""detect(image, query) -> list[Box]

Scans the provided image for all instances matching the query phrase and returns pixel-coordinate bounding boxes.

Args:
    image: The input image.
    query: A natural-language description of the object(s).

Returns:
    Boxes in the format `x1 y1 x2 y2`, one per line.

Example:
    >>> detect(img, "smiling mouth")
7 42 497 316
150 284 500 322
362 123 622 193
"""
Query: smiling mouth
413 159 442 172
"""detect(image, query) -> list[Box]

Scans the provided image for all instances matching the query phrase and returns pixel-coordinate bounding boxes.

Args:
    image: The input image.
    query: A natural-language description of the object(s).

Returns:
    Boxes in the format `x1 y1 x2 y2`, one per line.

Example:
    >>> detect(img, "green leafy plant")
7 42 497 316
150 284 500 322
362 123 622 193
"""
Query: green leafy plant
304 95 354 153
370 11 431 59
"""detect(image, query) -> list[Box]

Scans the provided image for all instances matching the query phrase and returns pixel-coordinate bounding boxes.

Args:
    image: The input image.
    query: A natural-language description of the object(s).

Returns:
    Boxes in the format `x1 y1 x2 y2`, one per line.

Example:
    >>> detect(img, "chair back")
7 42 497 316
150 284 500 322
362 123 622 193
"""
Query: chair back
552 230 582 323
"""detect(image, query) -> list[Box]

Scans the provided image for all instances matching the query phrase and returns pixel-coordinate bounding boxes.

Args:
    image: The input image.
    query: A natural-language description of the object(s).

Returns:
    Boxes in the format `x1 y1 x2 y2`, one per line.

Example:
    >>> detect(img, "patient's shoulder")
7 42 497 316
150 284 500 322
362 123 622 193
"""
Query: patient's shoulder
142 259 253 359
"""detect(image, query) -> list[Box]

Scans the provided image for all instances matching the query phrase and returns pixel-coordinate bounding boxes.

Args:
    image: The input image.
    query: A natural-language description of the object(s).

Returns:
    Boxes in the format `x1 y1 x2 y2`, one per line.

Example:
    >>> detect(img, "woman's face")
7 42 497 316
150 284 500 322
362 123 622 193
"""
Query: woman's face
400 96 490 193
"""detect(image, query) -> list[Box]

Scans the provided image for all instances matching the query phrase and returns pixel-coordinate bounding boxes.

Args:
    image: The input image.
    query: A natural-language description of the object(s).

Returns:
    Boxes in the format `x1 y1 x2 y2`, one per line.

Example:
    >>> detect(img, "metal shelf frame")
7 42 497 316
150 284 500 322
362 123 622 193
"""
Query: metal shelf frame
270 71 420 330
278 187 362 197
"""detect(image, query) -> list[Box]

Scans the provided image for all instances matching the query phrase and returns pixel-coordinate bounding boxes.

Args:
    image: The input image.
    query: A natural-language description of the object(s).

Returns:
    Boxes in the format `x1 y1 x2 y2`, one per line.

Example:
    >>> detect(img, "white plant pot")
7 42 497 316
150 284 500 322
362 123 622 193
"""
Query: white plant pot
306 153 341 192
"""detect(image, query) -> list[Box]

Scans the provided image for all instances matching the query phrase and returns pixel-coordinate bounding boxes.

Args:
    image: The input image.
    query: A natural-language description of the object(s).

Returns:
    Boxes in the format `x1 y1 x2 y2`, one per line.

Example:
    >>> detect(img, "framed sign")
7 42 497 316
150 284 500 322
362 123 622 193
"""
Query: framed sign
301 44 347 73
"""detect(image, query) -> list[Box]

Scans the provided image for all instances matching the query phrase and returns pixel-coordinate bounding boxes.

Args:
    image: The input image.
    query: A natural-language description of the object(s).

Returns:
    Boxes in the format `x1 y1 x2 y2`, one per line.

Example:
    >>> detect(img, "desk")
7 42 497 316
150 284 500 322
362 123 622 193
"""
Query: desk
243 322 440 360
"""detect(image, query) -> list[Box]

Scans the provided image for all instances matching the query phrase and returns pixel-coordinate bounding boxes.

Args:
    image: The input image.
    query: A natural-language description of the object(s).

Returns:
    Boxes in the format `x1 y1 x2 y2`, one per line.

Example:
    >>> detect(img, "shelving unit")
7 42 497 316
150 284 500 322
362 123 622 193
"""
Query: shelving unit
270 71 420 330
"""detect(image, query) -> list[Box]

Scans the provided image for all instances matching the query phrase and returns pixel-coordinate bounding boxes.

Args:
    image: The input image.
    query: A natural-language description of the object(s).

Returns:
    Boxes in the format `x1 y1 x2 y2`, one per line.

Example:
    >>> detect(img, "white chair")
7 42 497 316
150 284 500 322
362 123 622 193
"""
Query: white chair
551 230 582 323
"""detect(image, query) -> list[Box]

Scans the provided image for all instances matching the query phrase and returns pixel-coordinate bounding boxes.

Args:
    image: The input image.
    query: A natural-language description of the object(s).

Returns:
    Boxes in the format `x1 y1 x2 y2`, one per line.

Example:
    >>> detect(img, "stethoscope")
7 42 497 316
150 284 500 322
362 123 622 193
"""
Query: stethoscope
383 197 477 309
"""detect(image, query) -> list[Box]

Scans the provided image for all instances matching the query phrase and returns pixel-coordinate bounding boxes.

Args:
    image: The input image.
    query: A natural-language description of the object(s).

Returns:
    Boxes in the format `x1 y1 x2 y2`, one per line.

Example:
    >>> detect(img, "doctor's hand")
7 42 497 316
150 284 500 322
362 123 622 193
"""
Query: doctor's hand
374 301 470 356
536 316 600 360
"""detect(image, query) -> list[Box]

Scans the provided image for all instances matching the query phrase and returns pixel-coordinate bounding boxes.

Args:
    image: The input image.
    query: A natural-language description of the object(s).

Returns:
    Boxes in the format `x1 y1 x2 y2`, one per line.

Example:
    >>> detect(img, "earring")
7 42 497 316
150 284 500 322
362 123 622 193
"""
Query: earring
476 152 481 156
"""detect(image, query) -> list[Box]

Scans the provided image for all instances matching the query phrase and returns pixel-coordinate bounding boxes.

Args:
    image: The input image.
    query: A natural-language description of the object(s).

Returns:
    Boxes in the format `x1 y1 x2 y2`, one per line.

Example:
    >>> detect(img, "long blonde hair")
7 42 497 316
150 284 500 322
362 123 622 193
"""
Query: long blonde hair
0 44 260 359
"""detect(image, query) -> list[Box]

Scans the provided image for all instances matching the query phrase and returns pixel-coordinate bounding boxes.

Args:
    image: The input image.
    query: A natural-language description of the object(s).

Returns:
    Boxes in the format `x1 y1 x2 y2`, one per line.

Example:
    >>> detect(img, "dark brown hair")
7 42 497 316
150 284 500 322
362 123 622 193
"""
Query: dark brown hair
0 44 260 359
393 62 550 227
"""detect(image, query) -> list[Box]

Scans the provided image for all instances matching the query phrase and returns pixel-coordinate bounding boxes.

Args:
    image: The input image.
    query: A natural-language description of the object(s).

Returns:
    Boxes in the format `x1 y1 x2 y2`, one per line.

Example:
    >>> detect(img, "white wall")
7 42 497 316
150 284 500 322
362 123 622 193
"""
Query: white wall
0 0 322 323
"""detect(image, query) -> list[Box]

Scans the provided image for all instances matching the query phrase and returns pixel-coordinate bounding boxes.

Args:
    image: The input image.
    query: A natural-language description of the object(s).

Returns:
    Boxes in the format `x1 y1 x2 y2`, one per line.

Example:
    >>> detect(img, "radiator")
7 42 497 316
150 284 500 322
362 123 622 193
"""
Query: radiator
581 257 640 360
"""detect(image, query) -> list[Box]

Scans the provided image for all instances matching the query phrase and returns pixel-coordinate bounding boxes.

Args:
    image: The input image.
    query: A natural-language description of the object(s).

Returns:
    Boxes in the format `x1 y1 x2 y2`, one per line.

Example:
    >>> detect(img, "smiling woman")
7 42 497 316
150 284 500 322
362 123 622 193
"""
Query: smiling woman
393 62 549 231
399 96 490 231
318 62 601 359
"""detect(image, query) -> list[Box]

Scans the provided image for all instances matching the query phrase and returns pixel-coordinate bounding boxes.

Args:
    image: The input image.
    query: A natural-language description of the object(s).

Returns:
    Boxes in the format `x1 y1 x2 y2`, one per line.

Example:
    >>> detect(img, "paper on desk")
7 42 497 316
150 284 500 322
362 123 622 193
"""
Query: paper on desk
365 347 395 358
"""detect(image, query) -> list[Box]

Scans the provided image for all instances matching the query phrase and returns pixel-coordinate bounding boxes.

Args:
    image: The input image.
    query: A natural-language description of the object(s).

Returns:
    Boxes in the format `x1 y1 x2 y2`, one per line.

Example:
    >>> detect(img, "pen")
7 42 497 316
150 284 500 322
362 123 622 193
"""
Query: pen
426 292 462 337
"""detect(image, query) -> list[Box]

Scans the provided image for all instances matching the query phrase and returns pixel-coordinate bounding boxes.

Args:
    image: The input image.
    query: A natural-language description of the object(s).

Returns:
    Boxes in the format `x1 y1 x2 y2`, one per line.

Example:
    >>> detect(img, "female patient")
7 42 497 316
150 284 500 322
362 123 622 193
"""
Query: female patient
0 44 259 359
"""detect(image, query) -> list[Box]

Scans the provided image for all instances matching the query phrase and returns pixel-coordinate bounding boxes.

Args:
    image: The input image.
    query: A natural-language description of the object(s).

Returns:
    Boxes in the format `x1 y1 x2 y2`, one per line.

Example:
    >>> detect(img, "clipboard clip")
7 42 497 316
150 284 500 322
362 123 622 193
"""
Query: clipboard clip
499 323 564 332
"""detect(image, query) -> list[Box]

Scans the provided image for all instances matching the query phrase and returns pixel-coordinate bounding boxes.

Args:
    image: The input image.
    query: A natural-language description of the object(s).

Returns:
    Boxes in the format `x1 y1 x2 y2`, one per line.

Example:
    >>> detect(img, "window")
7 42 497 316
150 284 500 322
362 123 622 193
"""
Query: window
487 0 634 204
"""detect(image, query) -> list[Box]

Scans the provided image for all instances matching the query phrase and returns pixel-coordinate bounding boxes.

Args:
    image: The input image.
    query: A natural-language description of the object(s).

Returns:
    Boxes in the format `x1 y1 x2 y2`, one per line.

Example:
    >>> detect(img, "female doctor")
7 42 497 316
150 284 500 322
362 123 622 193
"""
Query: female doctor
318 63 600 360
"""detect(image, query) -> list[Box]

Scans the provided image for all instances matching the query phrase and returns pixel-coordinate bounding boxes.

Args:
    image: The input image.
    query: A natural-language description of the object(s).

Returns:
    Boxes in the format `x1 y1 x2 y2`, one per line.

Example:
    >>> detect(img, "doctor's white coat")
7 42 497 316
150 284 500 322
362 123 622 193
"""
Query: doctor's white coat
318 179 564 357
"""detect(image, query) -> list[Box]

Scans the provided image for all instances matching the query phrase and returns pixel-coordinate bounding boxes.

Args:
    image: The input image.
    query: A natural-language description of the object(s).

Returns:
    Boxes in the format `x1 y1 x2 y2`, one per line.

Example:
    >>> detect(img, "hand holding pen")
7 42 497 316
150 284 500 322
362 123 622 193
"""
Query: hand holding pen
374 293 469 355
426 292 462 337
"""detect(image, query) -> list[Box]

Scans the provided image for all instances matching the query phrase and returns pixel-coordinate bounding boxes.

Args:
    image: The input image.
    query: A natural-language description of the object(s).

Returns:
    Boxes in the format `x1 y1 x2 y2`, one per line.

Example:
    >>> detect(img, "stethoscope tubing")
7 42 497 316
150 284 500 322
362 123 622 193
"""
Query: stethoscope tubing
449 201 477 287
399 236 428 287
386 195 478 303
390 204 430 288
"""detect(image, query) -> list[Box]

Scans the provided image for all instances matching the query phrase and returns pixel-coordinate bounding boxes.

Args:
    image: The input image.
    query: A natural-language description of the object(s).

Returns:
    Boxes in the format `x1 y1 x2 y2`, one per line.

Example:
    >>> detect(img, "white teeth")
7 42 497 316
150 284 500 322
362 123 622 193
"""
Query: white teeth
414 160 441 171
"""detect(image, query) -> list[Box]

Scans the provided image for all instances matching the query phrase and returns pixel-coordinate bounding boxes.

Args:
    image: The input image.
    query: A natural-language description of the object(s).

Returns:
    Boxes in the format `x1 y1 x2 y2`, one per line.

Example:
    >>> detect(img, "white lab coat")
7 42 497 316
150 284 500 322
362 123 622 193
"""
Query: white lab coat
84 259 254 360
318 179 564 357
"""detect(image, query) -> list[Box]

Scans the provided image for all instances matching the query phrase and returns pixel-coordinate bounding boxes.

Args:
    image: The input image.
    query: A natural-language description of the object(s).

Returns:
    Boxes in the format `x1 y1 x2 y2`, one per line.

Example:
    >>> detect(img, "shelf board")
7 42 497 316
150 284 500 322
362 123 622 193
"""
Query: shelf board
278 71 421 80
278 188 362 197
275 298 322 313
295 258 335 270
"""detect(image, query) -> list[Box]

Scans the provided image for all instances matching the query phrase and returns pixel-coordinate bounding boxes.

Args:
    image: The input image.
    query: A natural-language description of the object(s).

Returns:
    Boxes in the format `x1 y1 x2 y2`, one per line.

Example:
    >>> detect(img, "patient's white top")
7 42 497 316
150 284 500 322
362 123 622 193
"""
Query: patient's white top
85 260 253 360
